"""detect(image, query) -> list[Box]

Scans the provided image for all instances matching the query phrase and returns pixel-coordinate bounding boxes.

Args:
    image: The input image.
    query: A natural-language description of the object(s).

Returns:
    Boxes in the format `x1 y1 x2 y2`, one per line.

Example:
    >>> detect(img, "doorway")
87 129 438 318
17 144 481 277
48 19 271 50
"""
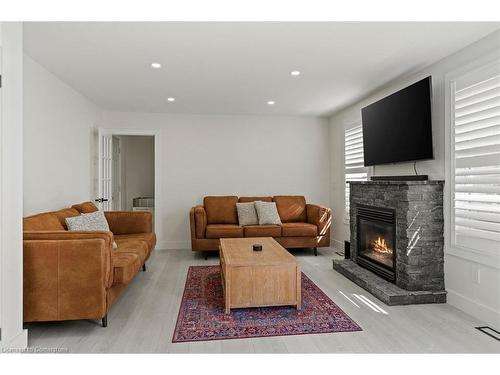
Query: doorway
97 128 160 238
115 135 155 212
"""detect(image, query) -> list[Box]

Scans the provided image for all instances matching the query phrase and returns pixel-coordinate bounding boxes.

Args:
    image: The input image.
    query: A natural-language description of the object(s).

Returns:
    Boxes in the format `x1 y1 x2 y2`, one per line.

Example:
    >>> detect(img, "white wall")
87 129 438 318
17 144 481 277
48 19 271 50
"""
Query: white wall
117 135 155 210
23 54 103 215
102 112 330 249
0 22 27 349
329 30 500 328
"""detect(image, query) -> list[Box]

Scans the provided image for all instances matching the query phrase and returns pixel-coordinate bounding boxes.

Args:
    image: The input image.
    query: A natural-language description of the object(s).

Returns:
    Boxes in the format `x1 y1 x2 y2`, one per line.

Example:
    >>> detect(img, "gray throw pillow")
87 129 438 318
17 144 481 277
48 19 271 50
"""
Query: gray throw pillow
236 202 259 226
254 201 282 225
66 211 117 248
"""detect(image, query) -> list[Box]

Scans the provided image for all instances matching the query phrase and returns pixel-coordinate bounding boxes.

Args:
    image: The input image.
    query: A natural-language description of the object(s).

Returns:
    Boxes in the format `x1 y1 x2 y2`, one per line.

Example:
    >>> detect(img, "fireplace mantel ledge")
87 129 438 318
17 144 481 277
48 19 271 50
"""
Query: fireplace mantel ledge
348 180 444 185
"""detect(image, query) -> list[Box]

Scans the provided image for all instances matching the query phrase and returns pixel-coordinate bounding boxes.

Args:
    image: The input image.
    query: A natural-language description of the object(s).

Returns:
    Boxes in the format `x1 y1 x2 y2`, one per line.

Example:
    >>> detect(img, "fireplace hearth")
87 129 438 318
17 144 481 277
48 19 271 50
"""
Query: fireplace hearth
357 205 396 281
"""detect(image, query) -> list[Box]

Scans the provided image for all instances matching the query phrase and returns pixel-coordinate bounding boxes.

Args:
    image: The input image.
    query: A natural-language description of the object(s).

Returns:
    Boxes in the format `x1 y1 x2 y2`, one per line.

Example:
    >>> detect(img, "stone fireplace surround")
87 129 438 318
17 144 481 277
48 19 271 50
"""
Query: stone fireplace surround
333 180 447 305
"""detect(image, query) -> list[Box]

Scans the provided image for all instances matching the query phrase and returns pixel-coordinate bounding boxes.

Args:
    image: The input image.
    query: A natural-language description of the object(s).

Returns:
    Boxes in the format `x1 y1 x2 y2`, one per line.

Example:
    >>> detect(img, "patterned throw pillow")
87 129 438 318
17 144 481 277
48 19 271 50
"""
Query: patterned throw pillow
254 201 282 225
66 211 117 248
236 202 259 226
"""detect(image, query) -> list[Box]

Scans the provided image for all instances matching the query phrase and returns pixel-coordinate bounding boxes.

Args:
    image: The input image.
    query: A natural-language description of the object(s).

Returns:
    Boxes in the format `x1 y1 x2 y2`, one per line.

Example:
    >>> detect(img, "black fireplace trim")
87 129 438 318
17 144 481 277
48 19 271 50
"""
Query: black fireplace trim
356 204 397 282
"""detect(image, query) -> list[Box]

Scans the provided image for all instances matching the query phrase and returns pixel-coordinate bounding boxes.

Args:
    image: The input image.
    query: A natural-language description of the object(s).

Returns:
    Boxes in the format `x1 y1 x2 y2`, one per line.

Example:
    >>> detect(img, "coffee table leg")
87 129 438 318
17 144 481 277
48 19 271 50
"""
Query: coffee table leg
224 268 230 314
296 265 301 310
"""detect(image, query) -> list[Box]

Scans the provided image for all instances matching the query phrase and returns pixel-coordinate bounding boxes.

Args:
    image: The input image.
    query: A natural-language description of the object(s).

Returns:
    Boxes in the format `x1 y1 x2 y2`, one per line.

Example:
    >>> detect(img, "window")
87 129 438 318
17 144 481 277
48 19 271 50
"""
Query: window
345 124 368 213
451 62 500 253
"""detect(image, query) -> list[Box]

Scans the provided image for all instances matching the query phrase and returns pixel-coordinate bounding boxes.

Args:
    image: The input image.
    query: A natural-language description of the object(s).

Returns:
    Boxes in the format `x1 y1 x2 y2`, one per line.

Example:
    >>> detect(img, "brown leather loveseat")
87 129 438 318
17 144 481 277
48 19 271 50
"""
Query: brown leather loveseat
190 195 331 255
23 201 156 327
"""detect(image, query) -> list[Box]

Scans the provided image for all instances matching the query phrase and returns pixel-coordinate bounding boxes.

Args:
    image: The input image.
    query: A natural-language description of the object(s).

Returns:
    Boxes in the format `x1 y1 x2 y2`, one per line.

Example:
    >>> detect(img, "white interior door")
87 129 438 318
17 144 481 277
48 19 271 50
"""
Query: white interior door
97 130 113 211
112 136 121 210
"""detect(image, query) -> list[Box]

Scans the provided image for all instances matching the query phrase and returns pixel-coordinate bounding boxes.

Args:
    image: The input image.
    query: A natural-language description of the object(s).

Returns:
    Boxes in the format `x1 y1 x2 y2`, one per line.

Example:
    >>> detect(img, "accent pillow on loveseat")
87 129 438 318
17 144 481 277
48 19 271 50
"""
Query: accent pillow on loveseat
236 202 259 225
65 210 108 231
254 201 282 225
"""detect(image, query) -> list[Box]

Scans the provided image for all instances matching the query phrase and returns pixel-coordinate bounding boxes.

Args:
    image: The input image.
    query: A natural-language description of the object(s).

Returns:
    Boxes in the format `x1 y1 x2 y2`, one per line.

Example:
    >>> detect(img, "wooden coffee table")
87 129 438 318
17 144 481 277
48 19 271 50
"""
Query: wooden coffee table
219 237 301 314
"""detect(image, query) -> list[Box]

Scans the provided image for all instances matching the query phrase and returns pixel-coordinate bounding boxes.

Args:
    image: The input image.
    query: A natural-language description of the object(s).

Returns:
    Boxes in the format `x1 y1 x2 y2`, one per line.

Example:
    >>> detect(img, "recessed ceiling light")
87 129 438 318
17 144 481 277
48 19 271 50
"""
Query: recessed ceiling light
290 70 301 76
267 100 275 106
151 62 162 69
167 97 176 102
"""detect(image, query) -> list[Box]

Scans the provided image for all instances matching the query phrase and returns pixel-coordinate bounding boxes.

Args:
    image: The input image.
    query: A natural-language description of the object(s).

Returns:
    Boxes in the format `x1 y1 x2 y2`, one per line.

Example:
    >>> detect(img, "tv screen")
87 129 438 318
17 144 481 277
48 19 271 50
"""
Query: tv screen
361 76 433 166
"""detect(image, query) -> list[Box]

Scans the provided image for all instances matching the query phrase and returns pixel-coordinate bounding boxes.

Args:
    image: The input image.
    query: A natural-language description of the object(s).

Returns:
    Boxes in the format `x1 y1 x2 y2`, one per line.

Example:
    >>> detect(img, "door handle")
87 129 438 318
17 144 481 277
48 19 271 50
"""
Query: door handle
95 198 109 203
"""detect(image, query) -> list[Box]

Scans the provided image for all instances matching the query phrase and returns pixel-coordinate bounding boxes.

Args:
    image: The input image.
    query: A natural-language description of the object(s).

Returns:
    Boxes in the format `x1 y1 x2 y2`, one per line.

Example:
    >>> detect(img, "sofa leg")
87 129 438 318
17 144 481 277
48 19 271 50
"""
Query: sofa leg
313 247 318 256
102 315 108 328
142 263 146 272
204 255 208 260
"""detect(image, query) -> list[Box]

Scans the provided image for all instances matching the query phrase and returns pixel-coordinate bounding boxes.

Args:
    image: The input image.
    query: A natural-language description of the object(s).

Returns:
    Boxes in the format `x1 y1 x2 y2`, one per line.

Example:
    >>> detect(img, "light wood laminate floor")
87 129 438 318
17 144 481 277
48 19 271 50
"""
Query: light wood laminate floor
26 247 500 353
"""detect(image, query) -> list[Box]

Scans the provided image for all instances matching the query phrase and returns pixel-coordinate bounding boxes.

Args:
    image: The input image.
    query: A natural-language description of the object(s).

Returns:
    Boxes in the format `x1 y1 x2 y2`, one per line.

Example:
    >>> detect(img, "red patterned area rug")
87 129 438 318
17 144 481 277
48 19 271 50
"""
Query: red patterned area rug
172 265 362 343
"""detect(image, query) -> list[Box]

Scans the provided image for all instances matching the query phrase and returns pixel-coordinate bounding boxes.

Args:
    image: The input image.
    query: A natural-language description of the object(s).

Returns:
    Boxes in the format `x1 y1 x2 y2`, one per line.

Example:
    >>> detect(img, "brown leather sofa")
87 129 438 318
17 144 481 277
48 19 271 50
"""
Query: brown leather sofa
23 201 156 327
190 195 331 255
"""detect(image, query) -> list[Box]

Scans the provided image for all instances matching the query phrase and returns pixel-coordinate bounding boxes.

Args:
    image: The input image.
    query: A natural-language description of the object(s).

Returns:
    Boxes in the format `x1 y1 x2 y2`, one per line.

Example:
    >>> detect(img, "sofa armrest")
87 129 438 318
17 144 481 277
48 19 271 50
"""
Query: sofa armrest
306 204 332 236
23 234 112 322
23 230 114 288
104 211 153 234
24 230 114 246
189 207 196 239
190 205 207 239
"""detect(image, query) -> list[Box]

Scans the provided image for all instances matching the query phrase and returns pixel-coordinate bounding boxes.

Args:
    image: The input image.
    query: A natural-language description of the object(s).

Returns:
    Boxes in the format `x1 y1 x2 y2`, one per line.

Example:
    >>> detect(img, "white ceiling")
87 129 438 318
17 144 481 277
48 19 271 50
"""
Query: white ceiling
24 22 500 116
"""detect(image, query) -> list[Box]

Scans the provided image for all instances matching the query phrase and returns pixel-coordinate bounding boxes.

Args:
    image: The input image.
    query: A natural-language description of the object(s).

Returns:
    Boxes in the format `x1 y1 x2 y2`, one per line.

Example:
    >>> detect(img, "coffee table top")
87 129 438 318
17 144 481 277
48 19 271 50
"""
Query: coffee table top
220 237 297 267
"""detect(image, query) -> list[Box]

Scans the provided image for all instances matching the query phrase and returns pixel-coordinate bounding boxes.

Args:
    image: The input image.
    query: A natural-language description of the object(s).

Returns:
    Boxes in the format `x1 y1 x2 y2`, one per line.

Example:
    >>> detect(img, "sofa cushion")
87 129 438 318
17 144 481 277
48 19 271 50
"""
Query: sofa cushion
243 224 281 238
71 201 99 214
53 208 80 229
23 212 65 231
206 224 243 239
115 240 149 265
112 252 141 285
204 196 238 224
104 211 153 234
236 202 258 226
238 196 273 203
255 201 282 225
273 196 307 223
115 233 156 252
281 222 318 237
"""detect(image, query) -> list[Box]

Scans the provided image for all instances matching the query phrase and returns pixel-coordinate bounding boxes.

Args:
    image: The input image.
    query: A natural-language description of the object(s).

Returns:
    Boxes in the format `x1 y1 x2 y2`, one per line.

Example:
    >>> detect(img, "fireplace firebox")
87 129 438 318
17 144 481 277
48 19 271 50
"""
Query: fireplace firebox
356 205 396 282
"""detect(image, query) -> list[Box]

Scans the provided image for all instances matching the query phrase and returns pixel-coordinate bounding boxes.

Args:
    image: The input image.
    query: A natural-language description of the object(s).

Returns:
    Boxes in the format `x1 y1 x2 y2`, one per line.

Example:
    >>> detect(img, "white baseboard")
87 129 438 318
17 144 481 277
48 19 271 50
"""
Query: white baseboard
155 241 191 250
447 289 500 330
156 240 346 252
331 238 344 251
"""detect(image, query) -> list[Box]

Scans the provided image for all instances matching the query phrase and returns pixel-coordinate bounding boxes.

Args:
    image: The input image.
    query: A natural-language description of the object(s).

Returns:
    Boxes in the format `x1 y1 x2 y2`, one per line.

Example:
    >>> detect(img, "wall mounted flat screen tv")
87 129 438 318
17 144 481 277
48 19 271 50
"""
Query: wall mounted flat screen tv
361 76 433 166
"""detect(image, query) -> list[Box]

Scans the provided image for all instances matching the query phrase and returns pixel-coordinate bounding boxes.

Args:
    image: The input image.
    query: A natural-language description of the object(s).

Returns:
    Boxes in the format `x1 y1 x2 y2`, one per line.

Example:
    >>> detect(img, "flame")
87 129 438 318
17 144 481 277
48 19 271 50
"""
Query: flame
371 235 393 255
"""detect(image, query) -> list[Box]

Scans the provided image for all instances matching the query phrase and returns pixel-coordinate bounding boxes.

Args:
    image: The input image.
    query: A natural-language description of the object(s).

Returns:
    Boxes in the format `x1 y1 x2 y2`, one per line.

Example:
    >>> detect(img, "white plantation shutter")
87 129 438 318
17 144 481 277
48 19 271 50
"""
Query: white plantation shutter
452 62 500 253
345 125 368 212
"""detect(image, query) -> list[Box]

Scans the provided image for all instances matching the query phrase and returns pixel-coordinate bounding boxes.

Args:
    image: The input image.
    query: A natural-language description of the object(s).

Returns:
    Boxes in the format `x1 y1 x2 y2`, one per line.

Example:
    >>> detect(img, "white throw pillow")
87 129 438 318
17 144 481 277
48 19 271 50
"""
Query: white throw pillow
254 201 282 225
66 211 117 248
236 202 259 226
